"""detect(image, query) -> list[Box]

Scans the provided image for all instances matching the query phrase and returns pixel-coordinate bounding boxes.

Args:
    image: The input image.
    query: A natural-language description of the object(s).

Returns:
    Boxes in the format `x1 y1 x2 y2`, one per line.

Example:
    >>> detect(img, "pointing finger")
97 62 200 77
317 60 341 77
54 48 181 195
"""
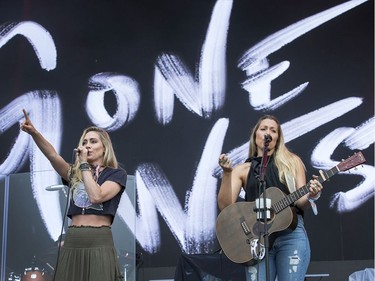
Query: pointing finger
22 109 30 121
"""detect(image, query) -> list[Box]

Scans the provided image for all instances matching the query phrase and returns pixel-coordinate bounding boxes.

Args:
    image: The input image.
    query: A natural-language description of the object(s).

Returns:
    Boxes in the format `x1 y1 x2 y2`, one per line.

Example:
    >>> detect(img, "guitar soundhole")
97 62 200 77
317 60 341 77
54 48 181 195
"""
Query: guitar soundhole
252 210 275 237
270 208 275 220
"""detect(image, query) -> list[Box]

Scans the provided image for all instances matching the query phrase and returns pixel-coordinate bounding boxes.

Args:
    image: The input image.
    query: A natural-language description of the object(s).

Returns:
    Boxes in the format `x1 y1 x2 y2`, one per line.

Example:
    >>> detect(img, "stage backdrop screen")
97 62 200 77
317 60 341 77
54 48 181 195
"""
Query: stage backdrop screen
0 0 373 272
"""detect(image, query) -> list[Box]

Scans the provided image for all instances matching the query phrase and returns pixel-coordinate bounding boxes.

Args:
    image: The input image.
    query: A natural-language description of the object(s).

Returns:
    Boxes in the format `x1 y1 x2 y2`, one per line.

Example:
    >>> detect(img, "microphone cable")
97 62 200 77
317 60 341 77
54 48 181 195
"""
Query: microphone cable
52 149 76 281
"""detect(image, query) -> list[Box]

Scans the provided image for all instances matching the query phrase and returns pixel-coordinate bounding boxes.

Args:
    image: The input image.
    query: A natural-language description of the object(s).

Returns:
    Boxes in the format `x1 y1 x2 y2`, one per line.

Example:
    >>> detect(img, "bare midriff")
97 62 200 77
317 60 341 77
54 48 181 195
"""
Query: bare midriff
70 214 112 227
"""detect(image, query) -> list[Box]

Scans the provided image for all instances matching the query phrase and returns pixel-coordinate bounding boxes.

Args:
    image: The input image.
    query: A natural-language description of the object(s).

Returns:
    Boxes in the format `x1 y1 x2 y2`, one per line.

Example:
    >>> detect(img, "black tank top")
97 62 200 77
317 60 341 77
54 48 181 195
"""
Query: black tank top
244 155 304 216
244 155 289 201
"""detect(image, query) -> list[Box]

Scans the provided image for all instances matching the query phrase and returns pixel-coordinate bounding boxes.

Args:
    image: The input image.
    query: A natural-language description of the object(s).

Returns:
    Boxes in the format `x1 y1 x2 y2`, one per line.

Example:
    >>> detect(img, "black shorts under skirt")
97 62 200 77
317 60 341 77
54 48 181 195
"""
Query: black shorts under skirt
53 225 123 281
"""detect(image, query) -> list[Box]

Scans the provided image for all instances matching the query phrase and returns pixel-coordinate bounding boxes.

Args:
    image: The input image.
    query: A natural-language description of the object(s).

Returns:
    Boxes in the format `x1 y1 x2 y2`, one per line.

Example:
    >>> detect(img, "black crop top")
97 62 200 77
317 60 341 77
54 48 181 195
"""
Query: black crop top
67 167 127 223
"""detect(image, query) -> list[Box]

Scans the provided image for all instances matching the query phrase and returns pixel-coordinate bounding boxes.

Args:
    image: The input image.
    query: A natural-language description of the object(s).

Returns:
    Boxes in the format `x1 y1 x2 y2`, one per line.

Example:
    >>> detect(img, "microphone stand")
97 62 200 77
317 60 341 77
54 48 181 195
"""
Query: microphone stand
52 150 75 281
257 137 271 281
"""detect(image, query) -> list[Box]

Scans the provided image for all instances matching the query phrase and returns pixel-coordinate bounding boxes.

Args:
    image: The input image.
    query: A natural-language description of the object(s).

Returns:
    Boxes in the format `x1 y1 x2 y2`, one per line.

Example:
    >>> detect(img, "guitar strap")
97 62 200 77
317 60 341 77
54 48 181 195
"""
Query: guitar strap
285 172 306 216
285 172 296 193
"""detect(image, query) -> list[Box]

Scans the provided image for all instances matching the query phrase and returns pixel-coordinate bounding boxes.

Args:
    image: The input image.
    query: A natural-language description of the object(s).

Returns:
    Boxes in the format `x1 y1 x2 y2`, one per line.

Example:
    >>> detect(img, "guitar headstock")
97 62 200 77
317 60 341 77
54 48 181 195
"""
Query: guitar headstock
337 151 366 172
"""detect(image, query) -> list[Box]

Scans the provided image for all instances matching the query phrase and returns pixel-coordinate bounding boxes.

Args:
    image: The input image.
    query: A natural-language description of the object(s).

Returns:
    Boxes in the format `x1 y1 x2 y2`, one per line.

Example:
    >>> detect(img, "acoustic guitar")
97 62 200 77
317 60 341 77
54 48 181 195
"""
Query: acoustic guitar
216 152 366 265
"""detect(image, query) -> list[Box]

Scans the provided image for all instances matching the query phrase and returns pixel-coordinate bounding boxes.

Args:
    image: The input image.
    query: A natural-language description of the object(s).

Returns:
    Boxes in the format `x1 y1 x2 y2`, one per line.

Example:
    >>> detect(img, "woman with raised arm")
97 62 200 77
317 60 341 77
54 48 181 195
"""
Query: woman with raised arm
217 115 323 281
21 109 127 281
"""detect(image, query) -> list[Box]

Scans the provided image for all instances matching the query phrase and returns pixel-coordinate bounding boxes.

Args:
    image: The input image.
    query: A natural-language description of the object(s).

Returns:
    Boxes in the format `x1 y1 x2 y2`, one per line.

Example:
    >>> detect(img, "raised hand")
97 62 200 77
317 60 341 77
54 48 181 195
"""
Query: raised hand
20 109 37 135
218 153 233 172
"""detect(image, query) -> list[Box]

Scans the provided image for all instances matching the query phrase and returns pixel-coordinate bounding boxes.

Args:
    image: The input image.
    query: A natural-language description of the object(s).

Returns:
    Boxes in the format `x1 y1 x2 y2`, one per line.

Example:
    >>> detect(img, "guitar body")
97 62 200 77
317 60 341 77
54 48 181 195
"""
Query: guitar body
216 187 296 265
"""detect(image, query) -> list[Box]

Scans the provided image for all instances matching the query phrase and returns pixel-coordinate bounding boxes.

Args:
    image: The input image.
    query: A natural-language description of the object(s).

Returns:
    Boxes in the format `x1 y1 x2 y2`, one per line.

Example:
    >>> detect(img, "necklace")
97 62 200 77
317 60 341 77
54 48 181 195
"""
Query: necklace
90 165 104 182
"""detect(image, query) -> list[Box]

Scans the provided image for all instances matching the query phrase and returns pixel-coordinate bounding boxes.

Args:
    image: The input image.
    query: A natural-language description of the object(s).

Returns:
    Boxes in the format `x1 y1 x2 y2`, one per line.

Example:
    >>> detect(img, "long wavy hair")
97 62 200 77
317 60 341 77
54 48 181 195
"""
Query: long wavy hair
70 126 118 187
248 115 305 185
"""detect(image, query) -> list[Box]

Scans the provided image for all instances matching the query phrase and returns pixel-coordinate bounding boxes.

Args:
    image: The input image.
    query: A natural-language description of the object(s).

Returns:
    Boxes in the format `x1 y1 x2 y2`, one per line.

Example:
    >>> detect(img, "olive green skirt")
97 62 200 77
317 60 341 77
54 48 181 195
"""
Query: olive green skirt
53 225 123 281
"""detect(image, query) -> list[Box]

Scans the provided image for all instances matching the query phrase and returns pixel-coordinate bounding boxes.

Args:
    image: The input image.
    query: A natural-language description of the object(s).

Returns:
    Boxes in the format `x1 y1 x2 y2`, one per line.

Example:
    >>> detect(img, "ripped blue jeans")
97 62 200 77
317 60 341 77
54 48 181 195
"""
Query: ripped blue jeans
246 215 310 281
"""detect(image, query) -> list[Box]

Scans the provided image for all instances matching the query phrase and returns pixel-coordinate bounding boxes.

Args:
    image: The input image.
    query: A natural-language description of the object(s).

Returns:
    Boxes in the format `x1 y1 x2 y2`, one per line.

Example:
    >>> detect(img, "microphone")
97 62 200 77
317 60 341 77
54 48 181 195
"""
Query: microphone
45 184 67 191
264 134 272 143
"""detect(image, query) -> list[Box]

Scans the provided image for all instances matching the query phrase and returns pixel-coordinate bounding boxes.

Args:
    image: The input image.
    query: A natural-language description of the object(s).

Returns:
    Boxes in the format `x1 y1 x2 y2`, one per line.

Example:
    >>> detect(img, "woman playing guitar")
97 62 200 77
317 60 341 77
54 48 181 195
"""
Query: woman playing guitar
217 115 323 281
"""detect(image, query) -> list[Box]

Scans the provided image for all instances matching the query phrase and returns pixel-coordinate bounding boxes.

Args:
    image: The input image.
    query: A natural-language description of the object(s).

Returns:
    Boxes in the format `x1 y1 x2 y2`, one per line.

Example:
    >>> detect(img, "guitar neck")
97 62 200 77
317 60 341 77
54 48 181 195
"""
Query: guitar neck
272 165 340 214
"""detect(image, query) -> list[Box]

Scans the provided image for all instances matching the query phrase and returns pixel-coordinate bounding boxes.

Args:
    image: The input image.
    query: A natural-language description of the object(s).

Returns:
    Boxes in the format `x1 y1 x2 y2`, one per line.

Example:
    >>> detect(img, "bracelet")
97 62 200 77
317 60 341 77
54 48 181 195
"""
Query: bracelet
79 162 91 171
307 192 321 216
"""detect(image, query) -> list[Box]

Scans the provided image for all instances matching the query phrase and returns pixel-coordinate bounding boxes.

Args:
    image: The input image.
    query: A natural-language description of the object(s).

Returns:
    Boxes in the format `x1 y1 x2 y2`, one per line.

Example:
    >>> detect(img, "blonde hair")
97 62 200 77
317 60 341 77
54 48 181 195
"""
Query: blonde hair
70 126 119 187
248 115 305 185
